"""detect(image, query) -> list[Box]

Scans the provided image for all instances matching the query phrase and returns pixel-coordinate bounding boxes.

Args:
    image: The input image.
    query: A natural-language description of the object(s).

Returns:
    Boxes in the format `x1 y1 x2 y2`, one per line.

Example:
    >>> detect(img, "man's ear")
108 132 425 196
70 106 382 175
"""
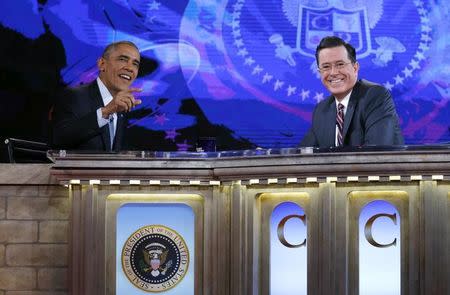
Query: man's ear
97 57 105 72
354 61 360 73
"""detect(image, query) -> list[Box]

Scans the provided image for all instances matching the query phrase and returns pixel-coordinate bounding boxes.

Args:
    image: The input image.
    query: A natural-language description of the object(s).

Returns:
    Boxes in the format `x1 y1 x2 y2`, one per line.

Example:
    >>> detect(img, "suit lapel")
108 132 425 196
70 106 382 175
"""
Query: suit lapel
343 81 361 139
114 113 125 151
343 99 355 138
89 82 111 151
323 97 337 147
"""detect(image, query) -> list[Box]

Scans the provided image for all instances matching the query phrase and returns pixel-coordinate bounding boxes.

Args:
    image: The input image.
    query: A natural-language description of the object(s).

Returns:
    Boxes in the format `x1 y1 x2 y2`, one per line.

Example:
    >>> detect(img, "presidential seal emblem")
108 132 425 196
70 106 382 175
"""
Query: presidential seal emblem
122 225 189 292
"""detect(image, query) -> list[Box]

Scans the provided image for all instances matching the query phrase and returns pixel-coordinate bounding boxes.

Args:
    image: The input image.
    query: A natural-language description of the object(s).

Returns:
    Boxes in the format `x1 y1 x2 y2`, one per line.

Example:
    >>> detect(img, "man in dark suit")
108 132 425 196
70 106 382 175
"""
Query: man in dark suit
300 36 404 148
52 41 142 151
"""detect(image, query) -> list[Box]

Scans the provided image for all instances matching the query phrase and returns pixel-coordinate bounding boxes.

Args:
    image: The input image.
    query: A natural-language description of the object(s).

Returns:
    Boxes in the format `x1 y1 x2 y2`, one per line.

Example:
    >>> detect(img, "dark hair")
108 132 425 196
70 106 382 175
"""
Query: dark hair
102 41 139 58
315 36 357 65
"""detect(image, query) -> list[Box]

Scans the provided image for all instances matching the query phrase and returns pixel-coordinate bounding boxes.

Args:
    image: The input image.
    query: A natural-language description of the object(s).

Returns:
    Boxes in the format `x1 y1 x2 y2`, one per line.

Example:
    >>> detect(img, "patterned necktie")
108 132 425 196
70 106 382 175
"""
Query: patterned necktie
336 103 345 146
108 115 115 150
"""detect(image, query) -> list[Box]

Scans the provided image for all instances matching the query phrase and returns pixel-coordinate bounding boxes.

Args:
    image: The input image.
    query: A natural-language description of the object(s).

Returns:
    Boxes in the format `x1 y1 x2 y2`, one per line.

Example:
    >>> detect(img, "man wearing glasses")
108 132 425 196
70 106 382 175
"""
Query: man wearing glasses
300 36 404 148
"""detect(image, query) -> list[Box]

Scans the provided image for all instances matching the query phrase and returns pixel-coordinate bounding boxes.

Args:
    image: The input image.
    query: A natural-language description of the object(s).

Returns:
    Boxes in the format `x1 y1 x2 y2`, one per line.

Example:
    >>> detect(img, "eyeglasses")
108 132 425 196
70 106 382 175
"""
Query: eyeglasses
318 61 353 73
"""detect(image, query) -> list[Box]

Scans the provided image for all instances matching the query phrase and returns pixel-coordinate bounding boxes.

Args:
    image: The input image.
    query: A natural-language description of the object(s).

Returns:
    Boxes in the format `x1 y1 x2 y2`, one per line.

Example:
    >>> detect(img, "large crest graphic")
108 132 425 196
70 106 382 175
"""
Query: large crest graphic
297 6 372 58
179 0 433 147
122 225 189 292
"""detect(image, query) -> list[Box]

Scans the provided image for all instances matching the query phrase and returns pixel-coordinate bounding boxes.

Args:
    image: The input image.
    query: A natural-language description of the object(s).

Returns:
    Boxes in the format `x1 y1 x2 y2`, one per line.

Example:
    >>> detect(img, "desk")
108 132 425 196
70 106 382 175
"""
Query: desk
45 147 450 294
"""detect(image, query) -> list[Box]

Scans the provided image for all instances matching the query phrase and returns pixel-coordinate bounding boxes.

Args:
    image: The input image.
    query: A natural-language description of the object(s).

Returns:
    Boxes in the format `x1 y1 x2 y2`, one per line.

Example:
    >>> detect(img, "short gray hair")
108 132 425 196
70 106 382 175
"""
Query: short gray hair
102 41 139 58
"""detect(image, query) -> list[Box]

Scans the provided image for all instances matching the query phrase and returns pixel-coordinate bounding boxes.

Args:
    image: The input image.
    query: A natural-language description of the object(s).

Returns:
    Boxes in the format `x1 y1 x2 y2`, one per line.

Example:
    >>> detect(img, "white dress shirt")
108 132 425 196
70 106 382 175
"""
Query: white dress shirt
95 77 117 136
335 90 352 146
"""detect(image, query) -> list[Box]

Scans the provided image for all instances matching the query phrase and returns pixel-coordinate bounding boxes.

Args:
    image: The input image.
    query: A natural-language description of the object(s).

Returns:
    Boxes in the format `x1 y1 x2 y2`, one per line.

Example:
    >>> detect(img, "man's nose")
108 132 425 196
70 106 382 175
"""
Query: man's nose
329 64 339 74
124 62 135 72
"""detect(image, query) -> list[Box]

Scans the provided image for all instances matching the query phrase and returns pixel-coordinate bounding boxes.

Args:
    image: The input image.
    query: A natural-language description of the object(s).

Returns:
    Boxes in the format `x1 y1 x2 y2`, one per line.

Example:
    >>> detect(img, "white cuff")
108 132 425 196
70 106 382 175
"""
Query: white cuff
97 108 109 128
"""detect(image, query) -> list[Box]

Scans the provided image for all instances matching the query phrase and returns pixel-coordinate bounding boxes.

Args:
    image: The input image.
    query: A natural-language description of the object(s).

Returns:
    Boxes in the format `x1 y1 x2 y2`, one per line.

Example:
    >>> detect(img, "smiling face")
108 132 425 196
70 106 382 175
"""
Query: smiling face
317 45 359 101
97 43 140 96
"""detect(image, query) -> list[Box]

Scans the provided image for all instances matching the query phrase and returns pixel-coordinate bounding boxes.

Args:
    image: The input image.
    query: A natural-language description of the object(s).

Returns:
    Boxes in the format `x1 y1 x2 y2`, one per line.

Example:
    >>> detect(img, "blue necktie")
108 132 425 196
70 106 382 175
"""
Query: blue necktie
108 115 115 150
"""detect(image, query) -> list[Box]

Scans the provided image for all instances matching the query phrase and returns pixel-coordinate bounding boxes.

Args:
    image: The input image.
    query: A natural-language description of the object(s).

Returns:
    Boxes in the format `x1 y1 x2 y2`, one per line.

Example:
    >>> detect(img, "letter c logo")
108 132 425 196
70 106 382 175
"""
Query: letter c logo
364 213 397 248
277 214 307 248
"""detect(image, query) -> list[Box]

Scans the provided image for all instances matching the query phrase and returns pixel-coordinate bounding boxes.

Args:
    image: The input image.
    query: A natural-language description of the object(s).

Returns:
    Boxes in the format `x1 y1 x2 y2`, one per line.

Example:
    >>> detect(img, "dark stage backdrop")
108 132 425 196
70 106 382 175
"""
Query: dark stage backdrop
1 0 449 160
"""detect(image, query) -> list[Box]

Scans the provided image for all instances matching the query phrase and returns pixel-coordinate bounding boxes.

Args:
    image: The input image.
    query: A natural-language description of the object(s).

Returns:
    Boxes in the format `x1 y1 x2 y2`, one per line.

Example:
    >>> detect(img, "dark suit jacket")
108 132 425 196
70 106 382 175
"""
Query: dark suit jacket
300 79 404 148
51 81 126 151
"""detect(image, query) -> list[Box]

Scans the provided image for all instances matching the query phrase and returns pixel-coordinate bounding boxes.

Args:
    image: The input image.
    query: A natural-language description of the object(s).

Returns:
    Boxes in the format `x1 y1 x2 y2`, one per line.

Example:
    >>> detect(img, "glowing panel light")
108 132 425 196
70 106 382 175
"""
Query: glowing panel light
359 200 401 295
116 203 195 294
270 202 307 295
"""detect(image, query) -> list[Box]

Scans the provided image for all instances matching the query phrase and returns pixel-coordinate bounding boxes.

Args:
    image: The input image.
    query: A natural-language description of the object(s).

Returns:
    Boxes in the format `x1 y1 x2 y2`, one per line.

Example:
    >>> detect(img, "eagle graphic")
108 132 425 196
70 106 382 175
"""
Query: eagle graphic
142 247 173 277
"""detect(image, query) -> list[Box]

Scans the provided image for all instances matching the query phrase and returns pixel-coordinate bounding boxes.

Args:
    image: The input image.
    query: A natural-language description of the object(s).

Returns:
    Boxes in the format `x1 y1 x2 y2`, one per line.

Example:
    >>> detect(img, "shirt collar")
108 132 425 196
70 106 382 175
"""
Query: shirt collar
335 90 352 110
96 77 113 106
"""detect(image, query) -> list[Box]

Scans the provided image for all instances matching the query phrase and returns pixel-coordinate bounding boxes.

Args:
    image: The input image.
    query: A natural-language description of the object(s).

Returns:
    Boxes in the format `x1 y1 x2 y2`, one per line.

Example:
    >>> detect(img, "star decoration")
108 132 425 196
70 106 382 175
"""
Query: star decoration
415 51 425 60
300 89 310 100
384 81 394 91
177 140 192 152
229 0 308 97
273 80 284 91
394 75 404 85
252 65 263 75
409 59 420 70
232 29 241 38
262 73 273 83
237 48 248 57
420 34 431 42
287 85 297 96
165 129 180 141
233 3 243 10
149 0 161 10
314 92 324 103
421 25 431 33
420 16 429 23
232 11 241 19
154 113 169 125
231 20 240 29
244 57 255 66
402 67 413 78
419 43 429 51
234 39 244 47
